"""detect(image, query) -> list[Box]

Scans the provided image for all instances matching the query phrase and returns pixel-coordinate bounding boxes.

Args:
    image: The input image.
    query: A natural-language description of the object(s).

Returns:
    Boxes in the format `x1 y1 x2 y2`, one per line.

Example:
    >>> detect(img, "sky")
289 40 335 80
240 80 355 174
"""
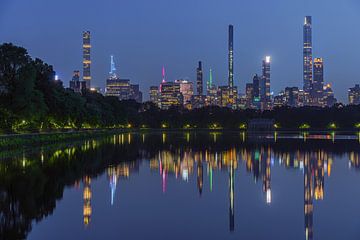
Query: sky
0 0 360 102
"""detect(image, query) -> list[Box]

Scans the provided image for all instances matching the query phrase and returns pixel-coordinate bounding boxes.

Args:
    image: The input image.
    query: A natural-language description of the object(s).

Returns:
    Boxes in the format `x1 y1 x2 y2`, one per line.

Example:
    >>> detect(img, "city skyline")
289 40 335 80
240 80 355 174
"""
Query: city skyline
1 0 360 102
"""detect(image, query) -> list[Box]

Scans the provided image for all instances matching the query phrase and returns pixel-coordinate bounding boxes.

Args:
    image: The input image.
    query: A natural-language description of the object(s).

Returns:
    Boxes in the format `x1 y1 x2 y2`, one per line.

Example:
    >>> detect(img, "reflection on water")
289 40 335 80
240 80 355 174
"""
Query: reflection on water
0 132 360 239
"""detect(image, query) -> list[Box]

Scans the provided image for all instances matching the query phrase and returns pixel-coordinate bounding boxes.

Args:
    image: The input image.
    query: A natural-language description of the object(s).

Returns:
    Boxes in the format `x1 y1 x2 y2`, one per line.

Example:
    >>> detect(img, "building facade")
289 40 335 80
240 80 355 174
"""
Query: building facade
83 31 91 89
175 79 194 109
303 16 313 96
69 70 86 93
349 84 360 105
311 58 324 105
159 81 183 110
196 61 203 95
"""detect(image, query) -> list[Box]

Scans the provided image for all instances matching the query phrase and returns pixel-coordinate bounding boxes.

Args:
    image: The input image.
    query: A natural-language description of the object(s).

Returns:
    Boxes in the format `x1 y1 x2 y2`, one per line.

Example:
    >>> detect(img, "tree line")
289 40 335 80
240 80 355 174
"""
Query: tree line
1 43 360 133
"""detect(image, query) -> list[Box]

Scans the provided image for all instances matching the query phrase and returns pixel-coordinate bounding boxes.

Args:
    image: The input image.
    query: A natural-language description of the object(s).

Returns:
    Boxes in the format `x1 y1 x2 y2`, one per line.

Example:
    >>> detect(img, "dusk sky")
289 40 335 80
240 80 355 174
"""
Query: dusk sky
1 0 360 102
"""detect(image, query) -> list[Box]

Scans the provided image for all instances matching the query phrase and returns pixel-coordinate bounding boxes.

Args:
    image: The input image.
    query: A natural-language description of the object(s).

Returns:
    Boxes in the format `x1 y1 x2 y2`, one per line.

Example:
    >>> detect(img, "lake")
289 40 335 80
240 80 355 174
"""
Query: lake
1 131 360 240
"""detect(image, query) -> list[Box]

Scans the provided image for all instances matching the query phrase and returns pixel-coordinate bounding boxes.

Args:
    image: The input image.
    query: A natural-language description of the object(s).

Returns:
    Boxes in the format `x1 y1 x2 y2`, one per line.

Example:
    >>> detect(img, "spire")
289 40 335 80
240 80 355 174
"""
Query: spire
109 55 117 78
162 66 166 83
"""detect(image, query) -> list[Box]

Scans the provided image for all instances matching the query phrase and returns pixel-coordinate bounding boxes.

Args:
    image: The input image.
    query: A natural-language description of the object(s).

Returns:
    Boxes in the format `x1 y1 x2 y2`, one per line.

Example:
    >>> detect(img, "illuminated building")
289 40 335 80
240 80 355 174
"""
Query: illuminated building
159 81 183 109
196 61 203 95
322 84 337 107
218 86 237 108
228 25 234 88
53 74 63 87
261 56 271 109
105 56 142 102
149 86 160 106
206 69 217 105
311 58 324 105
83 31 91 89
83 176 92 226
285 87 299 107
175 79 194 109
303 17 313 97
245 83 254 109
273 91 285 108
106 79 142 102
252 74 261 109
237 94 247 109
69 70 86 93
225 25 237 109
297 89 306 107
348 84 360 105
191 94 206 109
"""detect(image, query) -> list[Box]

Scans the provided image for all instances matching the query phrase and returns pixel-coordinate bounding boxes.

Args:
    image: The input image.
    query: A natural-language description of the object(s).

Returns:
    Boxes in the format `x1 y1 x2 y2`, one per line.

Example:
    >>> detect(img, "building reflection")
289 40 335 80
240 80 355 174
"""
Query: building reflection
304 154 313 240
229 156 235 232
4 132 360 239
83 176 92 226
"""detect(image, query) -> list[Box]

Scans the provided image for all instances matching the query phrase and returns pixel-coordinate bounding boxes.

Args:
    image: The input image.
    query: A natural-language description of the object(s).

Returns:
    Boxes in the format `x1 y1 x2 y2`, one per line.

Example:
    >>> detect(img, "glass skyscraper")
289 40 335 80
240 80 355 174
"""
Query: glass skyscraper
303 16 313 95
262 56 271 109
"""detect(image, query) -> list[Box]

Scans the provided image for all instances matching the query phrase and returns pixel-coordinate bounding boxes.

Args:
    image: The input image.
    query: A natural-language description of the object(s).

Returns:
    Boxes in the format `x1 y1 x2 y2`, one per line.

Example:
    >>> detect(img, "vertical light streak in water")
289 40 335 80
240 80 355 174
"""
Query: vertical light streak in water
209 165 213 192
162 169 166 193
162 133 166 144
229 160 235 232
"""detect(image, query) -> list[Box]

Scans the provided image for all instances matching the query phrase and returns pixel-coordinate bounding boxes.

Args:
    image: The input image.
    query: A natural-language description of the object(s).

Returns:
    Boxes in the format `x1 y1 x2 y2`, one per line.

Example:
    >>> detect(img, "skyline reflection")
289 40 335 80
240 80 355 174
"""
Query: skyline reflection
0 132 360 240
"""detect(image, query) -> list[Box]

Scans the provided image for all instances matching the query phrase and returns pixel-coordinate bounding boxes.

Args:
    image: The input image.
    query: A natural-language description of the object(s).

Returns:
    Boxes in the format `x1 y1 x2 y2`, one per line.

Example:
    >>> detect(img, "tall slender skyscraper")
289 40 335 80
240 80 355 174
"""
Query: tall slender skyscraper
83 31 91 89
196 61 203 95
207 68 213 90
303 16 313 94
262 56 271 108
228 25 234 88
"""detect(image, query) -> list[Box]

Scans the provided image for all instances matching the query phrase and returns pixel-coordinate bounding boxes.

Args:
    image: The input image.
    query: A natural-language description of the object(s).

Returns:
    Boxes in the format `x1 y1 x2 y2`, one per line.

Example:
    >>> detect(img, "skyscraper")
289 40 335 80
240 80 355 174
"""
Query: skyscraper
175 79 194 108
349 84 360 105
228 25 234 88
312 58 324 105
83 31 91 89
196 61 203 95
105 56 142 103
303 16 313 95
252 74 261 109
149 86 160 106
261 56 271 109
206 69 217 106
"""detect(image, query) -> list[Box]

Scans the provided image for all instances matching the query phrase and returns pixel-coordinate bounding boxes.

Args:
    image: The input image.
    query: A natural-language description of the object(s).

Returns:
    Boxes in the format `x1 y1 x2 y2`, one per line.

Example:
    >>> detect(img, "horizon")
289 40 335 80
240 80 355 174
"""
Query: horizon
1 0 360 102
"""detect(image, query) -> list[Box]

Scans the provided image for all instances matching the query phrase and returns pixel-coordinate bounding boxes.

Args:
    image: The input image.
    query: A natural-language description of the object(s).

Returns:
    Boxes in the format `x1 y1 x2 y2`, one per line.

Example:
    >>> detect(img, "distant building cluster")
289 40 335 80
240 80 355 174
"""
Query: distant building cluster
67 20 358 109
148 19 347 110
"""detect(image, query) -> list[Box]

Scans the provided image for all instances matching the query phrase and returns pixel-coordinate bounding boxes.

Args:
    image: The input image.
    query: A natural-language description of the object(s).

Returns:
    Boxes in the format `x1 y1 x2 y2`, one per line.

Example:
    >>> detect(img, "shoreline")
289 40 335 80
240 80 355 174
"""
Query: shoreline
0 128 359 150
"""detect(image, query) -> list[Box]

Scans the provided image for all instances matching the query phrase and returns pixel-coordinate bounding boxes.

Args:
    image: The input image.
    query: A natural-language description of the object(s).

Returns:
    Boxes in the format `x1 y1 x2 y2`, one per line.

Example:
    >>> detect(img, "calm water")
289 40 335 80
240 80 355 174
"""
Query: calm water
1 131 360 240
